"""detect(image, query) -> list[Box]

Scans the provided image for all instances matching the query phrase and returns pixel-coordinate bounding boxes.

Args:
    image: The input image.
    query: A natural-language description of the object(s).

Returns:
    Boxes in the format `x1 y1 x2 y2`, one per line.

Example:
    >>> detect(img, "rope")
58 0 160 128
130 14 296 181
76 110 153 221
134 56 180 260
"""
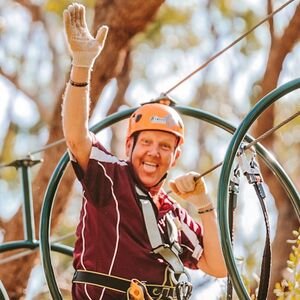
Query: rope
0 232 75 265
0 0 295 162
29 138 65 156
0 0 296 166
0 138 66 170
195 110 300 179
164 0 296 95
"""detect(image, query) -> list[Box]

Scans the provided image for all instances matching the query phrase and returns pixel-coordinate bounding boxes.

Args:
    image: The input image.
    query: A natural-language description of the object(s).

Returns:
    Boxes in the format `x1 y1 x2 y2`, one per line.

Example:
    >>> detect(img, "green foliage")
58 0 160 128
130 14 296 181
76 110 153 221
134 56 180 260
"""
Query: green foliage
44 0 95 15
134 4 197 48
274 228 300 299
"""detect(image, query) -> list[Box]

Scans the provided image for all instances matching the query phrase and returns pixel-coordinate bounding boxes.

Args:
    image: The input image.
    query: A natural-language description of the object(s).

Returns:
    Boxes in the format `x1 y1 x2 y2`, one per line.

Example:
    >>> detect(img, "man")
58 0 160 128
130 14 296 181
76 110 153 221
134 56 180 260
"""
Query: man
62 3 227 300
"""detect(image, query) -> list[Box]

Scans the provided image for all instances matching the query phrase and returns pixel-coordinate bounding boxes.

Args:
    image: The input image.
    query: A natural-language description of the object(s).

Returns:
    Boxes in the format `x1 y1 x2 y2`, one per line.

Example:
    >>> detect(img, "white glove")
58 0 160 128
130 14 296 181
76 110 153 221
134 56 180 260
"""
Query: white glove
63 3 108 68
169 172 212 210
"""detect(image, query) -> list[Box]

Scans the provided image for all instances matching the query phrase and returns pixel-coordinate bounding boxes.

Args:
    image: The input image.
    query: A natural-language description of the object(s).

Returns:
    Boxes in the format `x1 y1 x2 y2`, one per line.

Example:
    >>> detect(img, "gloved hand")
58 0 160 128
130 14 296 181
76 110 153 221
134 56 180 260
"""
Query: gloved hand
63 3 108 68
169 172 212 210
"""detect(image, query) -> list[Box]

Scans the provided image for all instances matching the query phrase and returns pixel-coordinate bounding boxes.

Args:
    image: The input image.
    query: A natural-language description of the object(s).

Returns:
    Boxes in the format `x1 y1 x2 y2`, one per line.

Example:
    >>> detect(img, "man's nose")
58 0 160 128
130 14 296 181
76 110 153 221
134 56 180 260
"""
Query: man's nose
147 145 160 157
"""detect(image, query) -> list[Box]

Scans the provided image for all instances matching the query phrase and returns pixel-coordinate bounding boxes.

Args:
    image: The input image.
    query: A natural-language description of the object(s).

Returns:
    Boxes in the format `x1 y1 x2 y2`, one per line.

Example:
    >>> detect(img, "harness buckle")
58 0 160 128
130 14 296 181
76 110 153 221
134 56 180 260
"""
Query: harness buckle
169 269 192 300
175 282 193 300
237 143 262 183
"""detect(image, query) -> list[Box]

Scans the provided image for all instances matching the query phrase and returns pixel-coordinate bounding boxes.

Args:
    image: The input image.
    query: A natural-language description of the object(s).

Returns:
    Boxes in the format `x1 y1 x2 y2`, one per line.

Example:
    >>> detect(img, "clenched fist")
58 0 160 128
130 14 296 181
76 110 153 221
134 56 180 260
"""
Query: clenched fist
169 172 212 209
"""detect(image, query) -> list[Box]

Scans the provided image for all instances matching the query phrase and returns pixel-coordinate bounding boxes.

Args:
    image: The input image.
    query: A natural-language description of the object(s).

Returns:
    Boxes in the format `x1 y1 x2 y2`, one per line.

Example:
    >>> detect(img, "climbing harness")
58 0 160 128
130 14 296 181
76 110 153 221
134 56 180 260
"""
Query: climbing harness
72 270 176 299
71 184 193 300
135 186 193 300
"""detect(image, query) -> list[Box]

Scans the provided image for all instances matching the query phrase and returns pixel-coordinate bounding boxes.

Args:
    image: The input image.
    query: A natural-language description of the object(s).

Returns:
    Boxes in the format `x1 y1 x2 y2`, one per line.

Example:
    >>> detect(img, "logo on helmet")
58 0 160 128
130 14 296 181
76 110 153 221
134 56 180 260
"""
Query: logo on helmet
150 114 179 128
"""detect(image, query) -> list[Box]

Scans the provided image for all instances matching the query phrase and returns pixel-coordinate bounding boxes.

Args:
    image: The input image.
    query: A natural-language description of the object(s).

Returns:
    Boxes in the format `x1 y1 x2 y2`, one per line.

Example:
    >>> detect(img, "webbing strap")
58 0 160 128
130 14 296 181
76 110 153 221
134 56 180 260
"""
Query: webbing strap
139 197 162 249
254 183 271 300
73 270 176 298
227 170 239 300
135 186 185 275
238 146 271 299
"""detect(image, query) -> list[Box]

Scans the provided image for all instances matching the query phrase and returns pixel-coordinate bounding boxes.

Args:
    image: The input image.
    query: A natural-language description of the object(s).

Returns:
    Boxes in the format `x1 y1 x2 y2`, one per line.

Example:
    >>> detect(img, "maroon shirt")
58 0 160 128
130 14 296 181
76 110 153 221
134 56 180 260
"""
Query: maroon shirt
70 133 203 300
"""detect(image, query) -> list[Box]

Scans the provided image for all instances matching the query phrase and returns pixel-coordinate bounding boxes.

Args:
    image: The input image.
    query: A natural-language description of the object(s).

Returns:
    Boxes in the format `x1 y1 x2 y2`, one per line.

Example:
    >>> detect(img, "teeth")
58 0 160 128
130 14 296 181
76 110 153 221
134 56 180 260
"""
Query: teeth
144 162 156 166
143 162 157 172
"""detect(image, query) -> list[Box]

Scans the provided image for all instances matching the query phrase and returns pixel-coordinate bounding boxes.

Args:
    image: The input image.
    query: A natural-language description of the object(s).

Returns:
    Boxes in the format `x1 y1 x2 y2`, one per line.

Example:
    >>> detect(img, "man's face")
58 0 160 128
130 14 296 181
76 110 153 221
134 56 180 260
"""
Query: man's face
126 130 181 188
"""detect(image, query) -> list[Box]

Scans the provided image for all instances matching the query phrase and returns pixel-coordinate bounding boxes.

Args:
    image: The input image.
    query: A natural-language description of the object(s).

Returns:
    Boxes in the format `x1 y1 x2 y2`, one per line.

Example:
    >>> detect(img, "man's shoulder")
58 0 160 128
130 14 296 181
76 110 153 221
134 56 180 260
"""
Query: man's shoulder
89 132 128 167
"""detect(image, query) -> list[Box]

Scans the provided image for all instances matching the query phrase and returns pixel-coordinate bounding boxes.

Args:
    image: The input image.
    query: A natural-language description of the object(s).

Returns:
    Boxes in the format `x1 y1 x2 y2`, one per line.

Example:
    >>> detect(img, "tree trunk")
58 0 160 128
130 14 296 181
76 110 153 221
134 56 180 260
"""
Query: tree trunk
0 0 163 298
252 4 300 299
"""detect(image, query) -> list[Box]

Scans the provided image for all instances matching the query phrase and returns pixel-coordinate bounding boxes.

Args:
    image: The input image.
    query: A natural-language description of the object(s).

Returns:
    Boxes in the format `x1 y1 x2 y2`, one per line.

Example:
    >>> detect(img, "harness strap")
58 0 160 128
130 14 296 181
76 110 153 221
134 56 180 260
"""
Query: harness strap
226 167 240 300
73 270 176 298
238 145 271 299
135 186 185 275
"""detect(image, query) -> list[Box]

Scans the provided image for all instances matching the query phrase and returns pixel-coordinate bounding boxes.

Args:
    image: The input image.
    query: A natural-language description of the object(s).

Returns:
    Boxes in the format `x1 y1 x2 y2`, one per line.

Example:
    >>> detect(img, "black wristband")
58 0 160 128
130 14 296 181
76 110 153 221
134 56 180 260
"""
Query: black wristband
198 207 215 214
69 79 89 87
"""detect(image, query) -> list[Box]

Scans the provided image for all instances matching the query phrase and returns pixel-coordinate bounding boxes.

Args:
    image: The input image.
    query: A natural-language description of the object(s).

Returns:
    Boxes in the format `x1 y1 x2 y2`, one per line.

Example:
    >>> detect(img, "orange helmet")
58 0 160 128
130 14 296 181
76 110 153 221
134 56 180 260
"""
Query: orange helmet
127 102 184 145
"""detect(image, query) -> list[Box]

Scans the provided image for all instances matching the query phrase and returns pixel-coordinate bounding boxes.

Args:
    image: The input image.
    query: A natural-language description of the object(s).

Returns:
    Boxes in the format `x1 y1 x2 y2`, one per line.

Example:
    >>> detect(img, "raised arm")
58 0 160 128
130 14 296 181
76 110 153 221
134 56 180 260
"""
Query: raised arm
62 3 108 172
169 172 227 277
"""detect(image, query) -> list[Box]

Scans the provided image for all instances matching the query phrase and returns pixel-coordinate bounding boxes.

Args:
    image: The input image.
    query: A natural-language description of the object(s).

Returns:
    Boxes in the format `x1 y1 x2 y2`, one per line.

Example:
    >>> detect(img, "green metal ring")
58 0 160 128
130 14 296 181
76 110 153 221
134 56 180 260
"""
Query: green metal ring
40 80 300 299
218 77 300 299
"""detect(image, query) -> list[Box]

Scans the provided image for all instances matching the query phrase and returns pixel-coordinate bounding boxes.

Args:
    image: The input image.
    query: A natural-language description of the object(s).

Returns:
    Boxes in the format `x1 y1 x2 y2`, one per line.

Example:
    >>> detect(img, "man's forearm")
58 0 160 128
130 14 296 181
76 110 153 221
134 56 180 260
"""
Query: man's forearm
62 66 92 170
197 210 227 277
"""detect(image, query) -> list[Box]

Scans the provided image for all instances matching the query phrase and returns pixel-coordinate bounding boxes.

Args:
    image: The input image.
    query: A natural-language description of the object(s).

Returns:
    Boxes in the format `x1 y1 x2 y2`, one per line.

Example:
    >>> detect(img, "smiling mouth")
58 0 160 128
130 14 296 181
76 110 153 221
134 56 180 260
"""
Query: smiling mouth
142 162 158 172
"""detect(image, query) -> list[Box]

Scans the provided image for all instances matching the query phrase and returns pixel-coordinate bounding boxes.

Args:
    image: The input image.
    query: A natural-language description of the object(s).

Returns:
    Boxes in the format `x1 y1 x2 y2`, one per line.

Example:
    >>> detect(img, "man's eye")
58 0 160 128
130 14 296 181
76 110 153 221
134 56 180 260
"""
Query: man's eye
162 144 171 150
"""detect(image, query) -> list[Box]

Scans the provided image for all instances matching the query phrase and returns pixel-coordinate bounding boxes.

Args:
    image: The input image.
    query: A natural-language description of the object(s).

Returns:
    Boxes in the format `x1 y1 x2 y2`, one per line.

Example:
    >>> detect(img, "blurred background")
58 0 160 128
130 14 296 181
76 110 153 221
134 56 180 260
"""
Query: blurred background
0 0 299 299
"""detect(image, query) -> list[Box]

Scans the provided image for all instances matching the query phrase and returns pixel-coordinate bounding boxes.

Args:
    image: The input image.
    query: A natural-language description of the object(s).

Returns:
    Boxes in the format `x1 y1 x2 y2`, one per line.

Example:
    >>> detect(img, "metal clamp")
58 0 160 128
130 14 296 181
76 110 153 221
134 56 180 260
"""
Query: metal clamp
169 269 192 300
237 144 261 183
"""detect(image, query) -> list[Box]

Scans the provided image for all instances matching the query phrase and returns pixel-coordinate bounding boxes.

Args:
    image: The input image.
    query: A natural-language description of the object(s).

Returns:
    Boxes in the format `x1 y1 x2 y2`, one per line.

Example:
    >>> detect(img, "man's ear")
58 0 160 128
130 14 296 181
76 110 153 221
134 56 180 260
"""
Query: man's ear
171 147 181 167
125 137 133 157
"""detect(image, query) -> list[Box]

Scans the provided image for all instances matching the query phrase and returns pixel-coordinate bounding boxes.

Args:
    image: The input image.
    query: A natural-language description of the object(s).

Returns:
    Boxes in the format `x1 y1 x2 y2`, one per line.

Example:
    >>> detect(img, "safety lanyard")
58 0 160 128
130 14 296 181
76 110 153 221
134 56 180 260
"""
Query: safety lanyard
234 144 271 300
226 166 240 300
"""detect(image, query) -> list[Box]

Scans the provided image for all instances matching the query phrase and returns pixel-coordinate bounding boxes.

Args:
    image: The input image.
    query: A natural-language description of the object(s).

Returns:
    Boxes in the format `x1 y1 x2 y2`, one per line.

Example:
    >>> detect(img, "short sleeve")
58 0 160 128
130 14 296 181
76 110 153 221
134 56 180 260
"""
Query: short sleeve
69 132 128 206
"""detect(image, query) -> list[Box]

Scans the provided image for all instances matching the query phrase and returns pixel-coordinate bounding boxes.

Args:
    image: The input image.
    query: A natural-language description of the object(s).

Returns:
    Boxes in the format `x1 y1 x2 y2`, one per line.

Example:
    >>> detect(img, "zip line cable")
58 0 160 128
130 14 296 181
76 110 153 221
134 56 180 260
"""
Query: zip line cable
0 0 297 168
164 0 296 95
195 110 300 179
0 0 298 269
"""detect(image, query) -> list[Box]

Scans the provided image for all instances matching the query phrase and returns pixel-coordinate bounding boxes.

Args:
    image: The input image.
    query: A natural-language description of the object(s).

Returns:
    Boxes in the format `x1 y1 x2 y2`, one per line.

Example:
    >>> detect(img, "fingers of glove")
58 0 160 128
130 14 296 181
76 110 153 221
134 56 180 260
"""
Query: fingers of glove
68 4 76 27
169 181 193 200
95 25 109 46
174 172 198 193
169 181 191 200
80 4 87 28
63 10 72 40
194 177 207 196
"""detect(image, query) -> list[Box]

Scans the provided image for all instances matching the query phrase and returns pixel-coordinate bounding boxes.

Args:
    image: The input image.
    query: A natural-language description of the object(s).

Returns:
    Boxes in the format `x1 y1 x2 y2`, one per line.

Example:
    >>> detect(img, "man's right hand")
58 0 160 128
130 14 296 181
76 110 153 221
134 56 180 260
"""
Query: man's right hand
169 172 213 210
63 3 108 68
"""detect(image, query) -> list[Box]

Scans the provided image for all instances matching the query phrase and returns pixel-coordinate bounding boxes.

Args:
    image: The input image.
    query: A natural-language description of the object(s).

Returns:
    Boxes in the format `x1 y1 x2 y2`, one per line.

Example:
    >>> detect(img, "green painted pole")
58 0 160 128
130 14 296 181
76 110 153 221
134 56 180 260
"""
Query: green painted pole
20 163 35 242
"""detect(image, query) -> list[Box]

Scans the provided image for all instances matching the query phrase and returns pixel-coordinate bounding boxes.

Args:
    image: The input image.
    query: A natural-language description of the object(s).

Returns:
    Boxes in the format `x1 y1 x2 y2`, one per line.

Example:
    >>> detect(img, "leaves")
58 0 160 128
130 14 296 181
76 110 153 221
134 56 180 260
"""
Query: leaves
274 228 300 299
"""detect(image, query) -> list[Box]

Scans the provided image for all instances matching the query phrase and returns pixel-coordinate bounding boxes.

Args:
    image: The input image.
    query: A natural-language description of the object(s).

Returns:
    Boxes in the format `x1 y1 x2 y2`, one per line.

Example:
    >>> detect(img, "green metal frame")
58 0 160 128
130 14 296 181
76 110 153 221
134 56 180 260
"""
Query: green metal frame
39 79 300 300
218 78 300 299
0 158 72 300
